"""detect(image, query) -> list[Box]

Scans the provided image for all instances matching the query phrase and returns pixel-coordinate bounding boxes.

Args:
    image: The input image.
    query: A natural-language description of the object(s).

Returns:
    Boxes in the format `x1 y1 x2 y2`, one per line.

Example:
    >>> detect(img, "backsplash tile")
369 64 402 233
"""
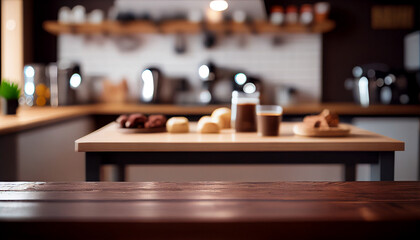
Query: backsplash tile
58 33 321 103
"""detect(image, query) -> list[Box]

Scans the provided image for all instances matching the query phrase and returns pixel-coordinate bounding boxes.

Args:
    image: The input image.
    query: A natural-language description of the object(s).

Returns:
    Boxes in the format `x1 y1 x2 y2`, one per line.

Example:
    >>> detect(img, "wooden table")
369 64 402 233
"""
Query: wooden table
1 182 419 240
75 122 404 181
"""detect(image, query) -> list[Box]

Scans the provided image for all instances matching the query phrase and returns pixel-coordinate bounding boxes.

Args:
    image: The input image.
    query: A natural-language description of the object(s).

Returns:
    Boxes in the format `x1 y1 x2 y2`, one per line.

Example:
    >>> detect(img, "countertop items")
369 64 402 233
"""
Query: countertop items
197 116 220 133
1 103 420 135
116 113 166 129
1 181 419 239
293 123 351 137
166 117 189 133
293 109 350 137
116 113 167 133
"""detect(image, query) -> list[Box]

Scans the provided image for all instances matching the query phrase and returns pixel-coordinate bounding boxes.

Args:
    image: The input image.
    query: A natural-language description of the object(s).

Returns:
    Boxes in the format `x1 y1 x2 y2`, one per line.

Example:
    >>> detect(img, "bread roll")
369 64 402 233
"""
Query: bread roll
198 116 220 133
211 107 231 129
166 117 189 133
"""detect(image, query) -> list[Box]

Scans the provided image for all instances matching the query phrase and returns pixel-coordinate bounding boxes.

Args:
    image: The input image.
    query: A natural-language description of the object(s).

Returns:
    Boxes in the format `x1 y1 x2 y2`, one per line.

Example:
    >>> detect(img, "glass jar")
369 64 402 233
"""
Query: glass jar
231 91 260 132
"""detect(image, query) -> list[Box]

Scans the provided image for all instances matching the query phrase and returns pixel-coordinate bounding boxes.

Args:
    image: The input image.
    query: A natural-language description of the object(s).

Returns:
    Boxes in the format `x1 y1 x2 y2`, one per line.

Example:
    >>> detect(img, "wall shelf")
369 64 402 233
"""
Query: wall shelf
43 20 335 35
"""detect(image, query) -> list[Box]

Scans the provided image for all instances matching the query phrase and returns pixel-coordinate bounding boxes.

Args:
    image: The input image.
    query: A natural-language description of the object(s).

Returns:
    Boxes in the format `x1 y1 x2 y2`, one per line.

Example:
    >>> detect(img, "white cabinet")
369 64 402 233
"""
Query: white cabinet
16 117 94 181
353 117 420 181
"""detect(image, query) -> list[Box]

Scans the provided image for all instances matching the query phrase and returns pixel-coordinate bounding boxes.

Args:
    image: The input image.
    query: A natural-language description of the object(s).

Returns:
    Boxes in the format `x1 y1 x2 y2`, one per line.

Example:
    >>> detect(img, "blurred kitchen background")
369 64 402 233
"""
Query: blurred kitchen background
1 0 420 181
1 0 417 106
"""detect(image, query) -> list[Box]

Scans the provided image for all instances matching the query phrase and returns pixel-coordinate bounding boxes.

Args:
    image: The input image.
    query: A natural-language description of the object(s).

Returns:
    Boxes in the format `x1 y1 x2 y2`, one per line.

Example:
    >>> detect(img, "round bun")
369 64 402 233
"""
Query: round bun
198 116 220 133
211 107 231 129
166 117 189 133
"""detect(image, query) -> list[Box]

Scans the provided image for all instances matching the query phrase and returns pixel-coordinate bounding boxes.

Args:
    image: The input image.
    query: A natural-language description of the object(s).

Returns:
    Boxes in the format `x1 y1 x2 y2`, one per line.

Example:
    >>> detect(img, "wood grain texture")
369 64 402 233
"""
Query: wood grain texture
0 182 419 240
1 103 419 135
75 122 404 152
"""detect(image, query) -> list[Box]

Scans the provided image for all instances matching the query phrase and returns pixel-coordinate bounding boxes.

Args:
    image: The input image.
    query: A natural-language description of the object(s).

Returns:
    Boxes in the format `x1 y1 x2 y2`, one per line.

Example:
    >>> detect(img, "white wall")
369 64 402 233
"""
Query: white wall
58 33 322 103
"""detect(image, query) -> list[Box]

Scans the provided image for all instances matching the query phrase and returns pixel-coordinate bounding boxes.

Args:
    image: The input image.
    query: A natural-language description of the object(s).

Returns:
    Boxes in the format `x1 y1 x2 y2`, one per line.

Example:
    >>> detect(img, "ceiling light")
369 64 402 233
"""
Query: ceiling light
210 0 228 12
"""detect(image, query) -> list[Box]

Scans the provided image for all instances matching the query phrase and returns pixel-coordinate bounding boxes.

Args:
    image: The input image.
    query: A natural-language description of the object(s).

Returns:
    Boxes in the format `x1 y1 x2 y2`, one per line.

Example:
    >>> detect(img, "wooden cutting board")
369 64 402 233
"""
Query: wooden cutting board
293 123 351 137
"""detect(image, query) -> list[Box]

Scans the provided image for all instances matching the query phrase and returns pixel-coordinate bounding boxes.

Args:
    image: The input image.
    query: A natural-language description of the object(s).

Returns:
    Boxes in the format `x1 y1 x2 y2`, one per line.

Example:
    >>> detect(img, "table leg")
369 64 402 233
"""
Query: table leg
116 164 126 182
86 152 101 181
371 152 395 181
344 163 356 181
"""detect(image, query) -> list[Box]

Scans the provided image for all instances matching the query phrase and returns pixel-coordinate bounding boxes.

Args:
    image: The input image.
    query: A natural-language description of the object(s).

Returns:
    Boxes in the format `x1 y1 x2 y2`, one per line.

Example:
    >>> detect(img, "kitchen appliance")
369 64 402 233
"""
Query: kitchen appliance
140 67 161 103
233 72 262 95
275 85 297 105
24 62 84 106
140 67 183 104
23 64 49 107
404 31 420 103
345 63 418 106
198 62 217 104
49 62 83 106
197 61 263 104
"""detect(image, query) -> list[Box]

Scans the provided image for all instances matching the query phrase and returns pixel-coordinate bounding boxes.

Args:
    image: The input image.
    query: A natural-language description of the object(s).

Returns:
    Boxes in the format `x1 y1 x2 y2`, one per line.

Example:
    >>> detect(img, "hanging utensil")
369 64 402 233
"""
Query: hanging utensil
175 32 187 54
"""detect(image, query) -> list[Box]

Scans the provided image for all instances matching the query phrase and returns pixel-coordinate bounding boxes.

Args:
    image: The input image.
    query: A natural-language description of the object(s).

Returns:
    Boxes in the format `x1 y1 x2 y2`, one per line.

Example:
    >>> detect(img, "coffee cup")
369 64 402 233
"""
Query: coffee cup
256 105 283 136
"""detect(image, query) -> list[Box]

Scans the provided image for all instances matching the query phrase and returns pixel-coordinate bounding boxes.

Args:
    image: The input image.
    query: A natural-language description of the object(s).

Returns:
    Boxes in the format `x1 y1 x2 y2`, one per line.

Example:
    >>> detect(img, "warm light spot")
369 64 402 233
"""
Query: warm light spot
210 0 228 12
6 19 16 30
35 84 46 96
36 96 46 106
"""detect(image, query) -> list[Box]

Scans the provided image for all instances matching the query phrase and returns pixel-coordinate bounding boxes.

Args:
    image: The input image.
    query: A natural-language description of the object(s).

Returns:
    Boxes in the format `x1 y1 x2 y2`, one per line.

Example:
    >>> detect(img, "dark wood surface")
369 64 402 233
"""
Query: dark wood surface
1 182 420 239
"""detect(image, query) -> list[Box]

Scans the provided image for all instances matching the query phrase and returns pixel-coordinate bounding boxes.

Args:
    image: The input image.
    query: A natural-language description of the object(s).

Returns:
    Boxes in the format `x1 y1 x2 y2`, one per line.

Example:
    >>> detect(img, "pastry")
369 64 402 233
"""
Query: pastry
211 107 231 129
198 116 220 133
125 113 148 128
166 117 189 133
145 115 167 128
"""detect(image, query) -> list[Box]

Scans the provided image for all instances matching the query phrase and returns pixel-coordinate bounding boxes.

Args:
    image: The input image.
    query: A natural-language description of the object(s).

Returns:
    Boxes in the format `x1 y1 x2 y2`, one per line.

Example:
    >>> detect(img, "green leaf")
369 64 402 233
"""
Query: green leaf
0 79 21 99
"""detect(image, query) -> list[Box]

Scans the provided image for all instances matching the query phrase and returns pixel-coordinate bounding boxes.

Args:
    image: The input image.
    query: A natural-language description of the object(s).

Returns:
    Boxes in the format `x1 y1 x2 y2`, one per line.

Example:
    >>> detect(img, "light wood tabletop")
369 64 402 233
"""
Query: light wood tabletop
75 122 404 152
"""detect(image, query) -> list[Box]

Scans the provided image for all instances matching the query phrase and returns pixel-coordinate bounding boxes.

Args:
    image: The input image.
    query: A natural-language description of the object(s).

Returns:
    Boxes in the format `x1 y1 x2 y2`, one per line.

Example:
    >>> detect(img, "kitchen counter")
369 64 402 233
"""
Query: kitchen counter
1 103 420 135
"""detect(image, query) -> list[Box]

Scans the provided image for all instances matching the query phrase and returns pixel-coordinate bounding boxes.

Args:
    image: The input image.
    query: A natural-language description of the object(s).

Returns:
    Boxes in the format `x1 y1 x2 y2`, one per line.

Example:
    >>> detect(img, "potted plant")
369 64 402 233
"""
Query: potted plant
0 79 21 115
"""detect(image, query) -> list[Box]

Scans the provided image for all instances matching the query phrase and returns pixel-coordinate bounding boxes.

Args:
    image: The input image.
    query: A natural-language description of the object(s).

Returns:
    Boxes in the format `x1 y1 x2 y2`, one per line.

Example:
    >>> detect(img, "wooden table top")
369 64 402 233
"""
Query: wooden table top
1 182 419 239
75 122 404 152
